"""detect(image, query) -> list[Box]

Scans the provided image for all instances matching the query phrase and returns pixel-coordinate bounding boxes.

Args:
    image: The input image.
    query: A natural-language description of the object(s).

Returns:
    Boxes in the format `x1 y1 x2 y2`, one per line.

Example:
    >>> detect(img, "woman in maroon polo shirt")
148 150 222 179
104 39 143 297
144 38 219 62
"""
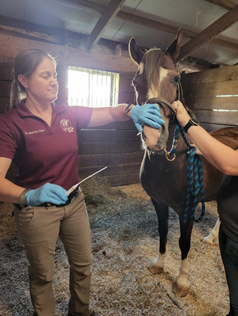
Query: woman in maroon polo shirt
0 49 165 316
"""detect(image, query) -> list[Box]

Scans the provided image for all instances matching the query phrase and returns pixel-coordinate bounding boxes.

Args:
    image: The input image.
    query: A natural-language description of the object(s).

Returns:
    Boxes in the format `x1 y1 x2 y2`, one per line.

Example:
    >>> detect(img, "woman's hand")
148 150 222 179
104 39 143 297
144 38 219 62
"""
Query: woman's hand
131 103 165 133
26 183 68 206
172 100 191 127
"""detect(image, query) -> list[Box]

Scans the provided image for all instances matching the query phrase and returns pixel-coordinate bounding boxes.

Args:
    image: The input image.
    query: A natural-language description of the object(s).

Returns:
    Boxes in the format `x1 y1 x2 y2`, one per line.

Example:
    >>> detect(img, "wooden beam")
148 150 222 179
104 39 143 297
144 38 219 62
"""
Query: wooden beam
0 16 125 54
0 15 63 39
177 5 238 62
0 26 60 45
57 0 238 52
118 11 238 51
0 33 138 74
86 0 126 51
205 0 236 10
56 0 104 14
56 0 196 38
118 10 196 38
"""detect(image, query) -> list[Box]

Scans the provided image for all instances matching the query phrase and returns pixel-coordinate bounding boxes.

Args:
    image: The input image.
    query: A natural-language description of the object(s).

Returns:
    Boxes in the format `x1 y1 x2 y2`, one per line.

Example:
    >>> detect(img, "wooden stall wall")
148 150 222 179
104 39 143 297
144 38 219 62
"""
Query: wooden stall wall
181 65 238 132
77 120 143 186
0 62 12 114
118 73 135 104
77 72 143 187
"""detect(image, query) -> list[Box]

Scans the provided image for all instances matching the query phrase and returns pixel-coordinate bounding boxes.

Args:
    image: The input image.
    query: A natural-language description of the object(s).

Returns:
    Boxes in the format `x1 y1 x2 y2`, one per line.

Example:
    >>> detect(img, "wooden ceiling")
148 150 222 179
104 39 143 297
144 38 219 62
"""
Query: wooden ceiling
1 0 238 67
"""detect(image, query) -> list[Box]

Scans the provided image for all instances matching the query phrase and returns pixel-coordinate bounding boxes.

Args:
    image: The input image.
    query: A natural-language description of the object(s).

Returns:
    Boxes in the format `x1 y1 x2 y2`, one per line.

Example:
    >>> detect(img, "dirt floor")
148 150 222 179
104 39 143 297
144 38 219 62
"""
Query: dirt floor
0 180 229 316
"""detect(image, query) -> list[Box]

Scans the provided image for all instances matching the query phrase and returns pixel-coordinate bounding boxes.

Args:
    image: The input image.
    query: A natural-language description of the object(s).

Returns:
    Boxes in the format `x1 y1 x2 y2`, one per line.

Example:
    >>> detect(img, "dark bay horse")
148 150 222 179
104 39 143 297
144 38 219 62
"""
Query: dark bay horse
129 30 238 296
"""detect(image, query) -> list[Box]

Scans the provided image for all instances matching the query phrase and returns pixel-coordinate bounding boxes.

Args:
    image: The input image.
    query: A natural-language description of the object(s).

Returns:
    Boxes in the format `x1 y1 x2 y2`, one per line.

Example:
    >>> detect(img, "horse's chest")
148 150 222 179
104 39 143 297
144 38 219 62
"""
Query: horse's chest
141 155 183 180
140 154 187 205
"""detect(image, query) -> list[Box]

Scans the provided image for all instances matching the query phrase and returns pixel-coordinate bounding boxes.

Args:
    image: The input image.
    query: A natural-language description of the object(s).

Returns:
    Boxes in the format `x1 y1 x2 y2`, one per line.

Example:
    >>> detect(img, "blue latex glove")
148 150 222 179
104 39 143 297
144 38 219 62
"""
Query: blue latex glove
26 183 68 206
131 104 165 133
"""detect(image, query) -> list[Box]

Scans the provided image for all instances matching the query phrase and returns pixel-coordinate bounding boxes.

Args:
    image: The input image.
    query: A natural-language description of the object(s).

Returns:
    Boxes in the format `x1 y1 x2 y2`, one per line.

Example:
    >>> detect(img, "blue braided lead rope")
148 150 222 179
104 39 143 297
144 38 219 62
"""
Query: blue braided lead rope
178 125 206 223
167 124 180 158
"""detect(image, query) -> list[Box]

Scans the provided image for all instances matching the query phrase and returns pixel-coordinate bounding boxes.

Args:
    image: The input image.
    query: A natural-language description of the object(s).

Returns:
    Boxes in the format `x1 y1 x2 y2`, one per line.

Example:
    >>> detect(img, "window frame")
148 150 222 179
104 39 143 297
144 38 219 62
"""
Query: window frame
67 66 119 107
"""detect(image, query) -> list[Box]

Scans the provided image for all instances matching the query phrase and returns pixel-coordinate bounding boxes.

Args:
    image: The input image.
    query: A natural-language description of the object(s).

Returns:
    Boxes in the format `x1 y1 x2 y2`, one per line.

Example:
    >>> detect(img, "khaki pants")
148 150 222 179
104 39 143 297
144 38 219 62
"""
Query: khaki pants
14 191 94 316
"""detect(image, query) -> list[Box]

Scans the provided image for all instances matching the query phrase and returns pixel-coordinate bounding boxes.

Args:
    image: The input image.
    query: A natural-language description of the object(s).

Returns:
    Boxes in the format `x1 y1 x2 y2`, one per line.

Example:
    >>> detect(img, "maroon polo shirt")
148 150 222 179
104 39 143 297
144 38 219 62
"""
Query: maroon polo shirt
0 100 93 190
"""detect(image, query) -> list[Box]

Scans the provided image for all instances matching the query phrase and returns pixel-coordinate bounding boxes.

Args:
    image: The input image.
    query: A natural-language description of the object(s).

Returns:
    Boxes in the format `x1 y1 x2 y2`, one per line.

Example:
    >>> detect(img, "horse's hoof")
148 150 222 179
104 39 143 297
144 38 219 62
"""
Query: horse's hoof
148 265 163 275
172 281 189 297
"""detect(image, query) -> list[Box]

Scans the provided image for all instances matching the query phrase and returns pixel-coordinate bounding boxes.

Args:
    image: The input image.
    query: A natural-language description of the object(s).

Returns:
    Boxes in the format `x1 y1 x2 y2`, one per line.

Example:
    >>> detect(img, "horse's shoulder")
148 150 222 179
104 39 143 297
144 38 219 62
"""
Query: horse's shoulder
210 126 238 137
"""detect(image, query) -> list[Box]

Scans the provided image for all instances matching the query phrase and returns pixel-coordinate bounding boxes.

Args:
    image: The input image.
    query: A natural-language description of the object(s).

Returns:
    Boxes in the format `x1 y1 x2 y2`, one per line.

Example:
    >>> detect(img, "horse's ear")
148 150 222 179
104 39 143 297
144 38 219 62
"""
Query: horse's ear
128 37 145 65
165 29 183 63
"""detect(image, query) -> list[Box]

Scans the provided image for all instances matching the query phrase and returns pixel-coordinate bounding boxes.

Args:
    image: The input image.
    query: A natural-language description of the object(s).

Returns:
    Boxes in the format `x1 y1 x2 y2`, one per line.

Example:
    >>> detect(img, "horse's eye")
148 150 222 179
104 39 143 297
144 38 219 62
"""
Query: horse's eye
172 76 179 86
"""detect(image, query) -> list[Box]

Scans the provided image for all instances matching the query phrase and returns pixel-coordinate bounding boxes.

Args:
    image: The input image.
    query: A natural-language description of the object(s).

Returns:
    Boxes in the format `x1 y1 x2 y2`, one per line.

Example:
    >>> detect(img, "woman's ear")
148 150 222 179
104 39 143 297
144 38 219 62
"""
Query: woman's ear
18 74 28 89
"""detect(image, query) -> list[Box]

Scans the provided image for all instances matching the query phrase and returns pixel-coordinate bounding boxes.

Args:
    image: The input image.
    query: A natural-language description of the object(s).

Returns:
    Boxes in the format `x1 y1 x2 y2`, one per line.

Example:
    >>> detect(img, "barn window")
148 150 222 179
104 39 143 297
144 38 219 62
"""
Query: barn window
67 66 119 107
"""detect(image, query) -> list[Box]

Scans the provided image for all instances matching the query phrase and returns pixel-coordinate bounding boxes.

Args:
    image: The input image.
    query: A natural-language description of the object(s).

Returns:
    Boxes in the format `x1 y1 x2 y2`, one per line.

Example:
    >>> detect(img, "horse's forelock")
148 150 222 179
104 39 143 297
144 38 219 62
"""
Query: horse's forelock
143 49 162 88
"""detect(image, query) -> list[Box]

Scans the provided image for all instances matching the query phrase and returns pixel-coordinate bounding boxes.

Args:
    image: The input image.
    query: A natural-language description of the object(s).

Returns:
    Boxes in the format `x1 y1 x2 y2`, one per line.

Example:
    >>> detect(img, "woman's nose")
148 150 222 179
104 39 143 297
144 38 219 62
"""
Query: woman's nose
51 77 58 86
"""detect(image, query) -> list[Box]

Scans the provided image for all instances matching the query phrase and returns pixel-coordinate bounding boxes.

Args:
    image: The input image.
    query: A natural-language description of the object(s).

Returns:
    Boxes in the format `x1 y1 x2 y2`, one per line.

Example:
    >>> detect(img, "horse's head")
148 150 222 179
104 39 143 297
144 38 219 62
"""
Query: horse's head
129 30 183 153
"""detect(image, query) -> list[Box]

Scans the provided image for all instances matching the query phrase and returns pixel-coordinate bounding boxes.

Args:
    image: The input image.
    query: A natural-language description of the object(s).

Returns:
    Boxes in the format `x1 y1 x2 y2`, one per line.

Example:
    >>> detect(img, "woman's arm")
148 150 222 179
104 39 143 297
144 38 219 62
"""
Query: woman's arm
173 100 238 175
0 157 25 203
0 157 68 206
87 104 130 127
87 103 165 132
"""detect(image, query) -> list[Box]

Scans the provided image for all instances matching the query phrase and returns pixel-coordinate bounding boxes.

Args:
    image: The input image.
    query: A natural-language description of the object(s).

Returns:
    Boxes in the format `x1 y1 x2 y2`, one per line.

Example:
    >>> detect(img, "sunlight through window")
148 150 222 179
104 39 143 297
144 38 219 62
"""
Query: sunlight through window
68 66 119 107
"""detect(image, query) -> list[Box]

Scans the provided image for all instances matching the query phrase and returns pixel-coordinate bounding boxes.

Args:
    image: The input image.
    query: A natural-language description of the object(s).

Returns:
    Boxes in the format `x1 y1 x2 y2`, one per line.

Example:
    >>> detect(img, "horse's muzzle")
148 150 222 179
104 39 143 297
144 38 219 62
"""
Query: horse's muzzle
143 125 167 152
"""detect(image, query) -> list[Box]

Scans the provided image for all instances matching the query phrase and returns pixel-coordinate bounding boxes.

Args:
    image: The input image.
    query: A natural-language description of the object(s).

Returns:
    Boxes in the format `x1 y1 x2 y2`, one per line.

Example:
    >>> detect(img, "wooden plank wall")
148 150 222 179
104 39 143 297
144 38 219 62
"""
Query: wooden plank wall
77 121 143 186
118 73 135 104
0 62 12 114
181 65 238 132
77 72 142 186
0 62 143 186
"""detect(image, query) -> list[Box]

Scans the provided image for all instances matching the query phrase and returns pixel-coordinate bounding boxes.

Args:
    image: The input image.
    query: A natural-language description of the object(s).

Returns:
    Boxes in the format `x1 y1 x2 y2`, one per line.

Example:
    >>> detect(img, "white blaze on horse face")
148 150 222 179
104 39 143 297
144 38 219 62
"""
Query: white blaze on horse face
143 67 169 151
138 62 144 75
147 67 169 100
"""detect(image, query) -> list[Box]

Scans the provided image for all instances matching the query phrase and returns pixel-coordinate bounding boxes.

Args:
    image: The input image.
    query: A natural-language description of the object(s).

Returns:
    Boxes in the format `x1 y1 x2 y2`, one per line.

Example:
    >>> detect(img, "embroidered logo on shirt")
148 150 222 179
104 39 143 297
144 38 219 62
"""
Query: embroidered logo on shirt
60 119 74 133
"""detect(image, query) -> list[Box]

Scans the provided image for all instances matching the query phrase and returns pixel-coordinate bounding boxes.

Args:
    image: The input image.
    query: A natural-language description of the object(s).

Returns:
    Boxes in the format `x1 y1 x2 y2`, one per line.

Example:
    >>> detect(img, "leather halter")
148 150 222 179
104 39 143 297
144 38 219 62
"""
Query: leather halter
147 98 176 114
146 79 183 117
147 98 176 125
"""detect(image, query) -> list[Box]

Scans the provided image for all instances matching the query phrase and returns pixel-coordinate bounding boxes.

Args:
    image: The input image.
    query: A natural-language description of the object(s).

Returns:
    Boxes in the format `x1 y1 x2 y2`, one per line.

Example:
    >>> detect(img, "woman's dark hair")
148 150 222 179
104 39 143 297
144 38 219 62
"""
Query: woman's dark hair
10 49 56 109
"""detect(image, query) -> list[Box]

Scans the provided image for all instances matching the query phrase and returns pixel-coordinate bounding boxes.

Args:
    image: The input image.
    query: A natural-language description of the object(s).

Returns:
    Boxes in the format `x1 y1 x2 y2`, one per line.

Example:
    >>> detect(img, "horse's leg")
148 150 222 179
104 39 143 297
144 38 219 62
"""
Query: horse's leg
202 218 220 245
148 198 169 275
172 215 193 297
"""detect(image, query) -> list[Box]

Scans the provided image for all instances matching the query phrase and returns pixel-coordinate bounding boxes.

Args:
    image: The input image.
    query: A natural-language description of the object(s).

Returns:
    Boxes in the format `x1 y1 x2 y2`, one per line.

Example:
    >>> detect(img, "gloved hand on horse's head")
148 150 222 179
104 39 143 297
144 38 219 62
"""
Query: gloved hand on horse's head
131 103 165 133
